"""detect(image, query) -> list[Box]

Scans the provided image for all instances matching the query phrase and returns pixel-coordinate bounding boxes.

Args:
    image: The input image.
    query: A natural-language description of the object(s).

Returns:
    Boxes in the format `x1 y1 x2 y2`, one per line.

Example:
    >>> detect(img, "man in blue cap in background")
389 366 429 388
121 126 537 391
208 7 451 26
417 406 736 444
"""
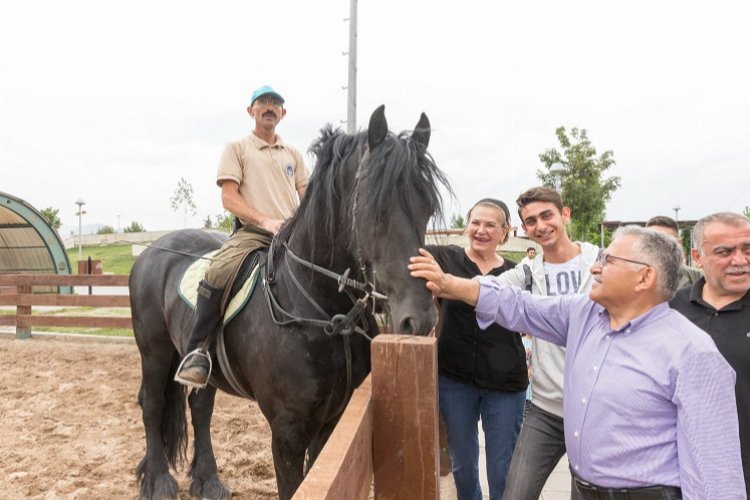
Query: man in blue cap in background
175 85 310 387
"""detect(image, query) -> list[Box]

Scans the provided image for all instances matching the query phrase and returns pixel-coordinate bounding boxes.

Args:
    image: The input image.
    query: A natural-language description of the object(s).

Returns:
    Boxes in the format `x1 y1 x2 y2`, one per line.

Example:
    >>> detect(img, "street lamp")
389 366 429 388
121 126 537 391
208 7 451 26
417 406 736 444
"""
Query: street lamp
549 162 566 192
672 206 681 223
75 198 86 262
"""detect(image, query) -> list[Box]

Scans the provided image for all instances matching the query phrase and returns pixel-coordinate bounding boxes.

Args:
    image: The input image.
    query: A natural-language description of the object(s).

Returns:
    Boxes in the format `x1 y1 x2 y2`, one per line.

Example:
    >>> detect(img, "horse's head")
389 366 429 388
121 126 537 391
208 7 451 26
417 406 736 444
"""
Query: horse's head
351 105 449 335
291 106 450 336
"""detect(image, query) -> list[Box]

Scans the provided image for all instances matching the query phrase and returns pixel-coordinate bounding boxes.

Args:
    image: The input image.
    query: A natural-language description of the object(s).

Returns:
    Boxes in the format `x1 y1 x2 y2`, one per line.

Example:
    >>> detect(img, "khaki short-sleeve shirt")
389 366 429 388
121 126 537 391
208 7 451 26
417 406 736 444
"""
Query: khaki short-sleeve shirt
216 132 309 223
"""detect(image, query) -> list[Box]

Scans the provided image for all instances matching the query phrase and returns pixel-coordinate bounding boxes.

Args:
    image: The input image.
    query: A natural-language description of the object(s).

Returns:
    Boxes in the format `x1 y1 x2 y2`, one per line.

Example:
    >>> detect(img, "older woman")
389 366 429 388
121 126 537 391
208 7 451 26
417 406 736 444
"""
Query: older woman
429 198 528 500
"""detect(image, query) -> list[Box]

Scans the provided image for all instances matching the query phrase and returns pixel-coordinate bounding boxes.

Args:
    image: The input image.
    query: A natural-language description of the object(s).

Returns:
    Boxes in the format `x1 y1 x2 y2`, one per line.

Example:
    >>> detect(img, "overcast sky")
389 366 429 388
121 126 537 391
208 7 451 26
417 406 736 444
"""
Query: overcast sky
2 0 749 239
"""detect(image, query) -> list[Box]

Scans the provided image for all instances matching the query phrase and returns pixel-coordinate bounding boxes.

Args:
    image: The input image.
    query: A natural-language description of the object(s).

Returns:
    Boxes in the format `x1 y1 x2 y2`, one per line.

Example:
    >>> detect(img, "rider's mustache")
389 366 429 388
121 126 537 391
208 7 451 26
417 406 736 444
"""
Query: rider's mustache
262 110 277 118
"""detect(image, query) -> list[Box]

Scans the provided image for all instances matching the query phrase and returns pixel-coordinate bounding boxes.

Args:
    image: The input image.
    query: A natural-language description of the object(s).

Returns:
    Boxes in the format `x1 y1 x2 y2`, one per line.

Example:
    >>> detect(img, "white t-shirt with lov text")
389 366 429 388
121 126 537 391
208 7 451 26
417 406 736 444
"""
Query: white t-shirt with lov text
544 255 582 296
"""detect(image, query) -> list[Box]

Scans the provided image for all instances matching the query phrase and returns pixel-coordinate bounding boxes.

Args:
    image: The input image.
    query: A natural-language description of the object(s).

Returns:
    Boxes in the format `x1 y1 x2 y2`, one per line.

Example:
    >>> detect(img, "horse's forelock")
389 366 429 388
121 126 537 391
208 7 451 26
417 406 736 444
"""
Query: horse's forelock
357 131 448 241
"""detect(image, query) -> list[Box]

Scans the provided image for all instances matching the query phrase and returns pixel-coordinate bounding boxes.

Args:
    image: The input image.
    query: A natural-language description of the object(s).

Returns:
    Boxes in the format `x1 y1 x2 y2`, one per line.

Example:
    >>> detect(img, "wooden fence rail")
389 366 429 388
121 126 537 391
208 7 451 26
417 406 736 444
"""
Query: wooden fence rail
0 274 441 498
295 335 439 500
0 274 131 339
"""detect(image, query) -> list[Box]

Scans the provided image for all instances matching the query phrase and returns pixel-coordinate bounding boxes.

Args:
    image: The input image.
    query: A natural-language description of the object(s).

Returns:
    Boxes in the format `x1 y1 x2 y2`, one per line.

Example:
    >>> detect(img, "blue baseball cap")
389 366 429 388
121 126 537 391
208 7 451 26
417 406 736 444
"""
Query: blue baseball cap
250 85 285 105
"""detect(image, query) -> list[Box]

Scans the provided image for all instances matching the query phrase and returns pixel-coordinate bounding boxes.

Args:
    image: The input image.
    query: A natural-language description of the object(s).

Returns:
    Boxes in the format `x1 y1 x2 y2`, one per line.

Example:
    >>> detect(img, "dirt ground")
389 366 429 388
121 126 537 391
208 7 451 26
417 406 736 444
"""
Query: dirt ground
0 335 277 499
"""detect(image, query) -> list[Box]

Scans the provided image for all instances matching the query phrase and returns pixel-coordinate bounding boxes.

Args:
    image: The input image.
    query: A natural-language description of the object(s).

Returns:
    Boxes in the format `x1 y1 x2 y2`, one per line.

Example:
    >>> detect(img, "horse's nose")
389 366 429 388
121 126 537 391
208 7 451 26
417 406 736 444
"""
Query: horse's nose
399 316 418 335
397 313 435 336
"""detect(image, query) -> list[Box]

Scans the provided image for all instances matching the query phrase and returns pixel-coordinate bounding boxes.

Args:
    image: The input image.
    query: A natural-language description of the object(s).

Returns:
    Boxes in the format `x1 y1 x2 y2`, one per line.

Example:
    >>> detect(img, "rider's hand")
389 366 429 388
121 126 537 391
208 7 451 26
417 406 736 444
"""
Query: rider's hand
260 218 284 235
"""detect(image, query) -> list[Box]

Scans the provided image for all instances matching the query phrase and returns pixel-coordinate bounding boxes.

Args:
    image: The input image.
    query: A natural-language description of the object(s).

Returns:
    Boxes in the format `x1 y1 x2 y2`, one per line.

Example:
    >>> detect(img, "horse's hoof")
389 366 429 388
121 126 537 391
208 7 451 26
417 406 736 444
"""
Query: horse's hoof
189 475 231 499
139 472 179 500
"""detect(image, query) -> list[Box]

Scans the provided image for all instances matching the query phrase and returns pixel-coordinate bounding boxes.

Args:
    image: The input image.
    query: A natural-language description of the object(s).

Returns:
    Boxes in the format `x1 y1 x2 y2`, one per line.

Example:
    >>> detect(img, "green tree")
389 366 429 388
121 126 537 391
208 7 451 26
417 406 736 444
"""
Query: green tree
203 215 213 229
450 213 465 229
170 177 197 228
743 206 750 219
124 221 145 233
40 207 62 229
215 212 234 233
538 127 620 242
97 225 115 234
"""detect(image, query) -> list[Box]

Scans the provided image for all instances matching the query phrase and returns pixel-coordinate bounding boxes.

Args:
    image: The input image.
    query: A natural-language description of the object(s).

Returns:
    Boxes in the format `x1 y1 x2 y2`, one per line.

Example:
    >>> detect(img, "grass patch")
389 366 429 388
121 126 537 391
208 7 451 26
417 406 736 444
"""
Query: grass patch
66 244 137 275
501 251 528 264
33 326 134 337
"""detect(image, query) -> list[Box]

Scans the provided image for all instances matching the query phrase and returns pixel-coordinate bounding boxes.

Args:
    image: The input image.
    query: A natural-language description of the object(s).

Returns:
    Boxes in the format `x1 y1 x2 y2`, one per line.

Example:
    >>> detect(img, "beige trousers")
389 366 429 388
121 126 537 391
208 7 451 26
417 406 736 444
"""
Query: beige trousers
204 224 273 289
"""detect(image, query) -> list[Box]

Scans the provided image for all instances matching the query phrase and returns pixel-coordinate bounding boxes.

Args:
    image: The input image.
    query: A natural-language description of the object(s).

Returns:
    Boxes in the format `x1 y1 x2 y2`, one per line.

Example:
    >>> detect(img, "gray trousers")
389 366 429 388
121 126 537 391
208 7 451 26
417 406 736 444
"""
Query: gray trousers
501 403 582 500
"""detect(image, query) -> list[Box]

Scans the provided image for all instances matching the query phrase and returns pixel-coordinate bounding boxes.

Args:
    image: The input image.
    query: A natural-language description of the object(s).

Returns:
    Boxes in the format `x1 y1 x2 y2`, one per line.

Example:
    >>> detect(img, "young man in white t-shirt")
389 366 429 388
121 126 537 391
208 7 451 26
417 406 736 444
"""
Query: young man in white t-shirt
519 246 538 268
494 186 598 500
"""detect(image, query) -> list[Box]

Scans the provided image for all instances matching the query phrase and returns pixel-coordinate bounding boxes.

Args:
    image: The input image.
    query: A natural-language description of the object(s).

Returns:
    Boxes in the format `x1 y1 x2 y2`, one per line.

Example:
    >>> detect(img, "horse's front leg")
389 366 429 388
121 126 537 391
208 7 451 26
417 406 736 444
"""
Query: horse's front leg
187 385 231 499
304 417 340 474
271 416 312 500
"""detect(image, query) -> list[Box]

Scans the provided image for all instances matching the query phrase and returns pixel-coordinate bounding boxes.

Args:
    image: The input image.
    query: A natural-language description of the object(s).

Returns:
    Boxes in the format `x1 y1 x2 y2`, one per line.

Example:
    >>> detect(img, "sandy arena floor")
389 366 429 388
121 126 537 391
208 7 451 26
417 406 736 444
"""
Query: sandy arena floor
0 335 277 499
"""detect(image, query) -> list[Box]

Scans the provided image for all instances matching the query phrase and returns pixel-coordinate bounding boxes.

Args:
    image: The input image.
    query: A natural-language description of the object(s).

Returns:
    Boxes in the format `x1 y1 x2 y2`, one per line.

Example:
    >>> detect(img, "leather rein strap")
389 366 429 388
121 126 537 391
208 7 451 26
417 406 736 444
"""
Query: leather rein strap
264 241 386 340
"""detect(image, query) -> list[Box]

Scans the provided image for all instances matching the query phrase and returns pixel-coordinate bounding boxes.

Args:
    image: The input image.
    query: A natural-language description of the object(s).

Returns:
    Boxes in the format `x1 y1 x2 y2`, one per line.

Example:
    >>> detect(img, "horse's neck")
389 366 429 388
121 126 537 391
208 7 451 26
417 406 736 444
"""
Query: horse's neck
282 229 358 306
288 220 357 266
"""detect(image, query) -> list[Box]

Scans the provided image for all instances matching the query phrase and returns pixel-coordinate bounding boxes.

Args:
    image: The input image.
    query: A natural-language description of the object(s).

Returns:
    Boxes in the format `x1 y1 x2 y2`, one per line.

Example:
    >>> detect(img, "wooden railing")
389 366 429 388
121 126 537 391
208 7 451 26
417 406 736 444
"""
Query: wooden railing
294 335 439 499
0 274 440 498
0 274 131 339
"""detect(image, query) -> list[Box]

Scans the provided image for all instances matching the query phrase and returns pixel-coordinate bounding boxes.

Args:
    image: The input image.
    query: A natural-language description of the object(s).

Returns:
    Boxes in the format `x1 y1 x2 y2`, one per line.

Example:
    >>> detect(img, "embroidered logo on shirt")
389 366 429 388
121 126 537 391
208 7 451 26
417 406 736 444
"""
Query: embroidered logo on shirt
285 164 295 177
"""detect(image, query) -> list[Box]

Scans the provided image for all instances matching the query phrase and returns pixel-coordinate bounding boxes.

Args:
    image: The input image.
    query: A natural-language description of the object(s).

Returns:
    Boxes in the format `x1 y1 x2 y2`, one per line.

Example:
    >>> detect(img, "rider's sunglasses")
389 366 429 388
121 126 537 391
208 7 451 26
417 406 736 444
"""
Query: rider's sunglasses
254 97 283 108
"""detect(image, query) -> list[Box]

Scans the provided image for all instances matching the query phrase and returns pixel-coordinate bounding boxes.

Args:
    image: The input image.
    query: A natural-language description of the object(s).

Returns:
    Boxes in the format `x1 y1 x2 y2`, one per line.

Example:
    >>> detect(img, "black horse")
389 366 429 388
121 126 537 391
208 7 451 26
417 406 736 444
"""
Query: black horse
129 106 448 499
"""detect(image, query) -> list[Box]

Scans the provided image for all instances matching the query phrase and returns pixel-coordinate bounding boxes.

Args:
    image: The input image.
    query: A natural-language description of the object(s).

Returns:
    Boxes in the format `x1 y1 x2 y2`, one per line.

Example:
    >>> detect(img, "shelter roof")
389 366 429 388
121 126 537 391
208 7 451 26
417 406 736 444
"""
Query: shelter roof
0 191 72 276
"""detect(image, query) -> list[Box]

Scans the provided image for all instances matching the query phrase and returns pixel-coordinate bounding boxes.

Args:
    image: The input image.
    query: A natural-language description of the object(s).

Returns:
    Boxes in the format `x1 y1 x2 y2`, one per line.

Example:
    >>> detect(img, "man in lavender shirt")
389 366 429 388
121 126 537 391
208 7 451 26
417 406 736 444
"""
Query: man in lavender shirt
410 226 745 499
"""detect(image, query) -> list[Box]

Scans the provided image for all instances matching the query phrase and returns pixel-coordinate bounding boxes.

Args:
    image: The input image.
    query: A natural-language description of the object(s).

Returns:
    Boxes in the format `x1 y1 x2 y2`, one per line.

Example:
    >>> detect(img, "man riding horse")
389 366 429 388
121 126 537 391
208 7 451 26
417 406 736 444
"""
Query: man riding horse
176 85 309 387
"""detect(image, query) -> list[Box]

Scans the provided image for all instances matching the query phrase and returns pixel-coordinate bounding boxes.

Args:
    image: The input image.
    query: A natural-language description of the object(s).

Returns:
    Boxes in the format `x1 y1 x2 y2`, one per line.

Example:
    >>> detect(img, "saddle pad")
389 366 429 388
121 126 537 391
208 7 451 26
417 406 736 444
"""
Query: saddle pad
178 250 261 325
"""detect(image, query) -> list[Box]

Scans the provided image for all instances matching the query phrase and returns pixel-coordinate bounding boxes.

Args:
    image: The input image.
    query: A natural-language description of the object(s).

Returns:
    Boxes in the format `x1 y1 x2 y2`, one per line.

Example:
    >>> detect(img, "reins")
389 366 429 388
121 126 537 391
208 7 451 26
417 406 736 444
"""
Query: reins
283 242 387 301
263 240 387 341
132 241 214 260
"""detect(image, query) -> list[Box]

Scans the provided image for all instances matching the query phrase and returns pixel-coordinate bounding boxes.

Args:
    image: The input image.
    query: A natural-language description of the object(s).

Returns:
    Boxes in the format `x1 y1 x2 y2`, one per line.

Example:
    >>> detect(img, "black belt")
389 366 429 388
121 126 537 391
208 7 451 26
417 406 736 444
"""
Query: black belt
574 477 682 500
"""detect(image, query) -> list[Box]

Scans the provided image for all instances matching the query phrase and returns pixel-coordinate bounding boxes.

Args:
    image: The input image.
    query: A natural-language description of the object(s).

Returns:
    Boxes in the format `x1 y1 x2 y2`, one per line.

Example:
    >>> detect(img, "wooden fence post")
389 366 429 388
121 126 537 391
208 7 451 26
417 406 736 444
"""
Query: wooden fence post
372 334 438 500
16 282 32 339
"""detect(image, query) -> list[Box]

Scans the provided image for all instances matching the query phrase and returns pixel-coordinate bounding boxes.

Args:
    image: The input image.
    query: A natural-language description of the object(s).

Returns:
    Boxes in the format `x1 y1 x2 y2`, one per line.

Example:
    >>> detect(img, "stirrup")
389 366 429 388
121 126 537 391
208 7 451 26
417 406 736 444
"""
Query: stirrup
174 348 213 390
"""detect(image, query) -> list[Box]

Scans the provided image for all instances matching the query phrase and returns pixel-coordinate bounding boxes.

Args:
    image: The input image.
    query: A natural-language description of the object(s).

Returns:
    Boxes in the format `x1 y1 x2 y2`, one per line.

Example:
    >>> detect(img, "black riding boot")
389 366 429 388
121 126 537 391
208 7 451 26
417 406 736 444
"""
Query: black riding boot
175 280 224 388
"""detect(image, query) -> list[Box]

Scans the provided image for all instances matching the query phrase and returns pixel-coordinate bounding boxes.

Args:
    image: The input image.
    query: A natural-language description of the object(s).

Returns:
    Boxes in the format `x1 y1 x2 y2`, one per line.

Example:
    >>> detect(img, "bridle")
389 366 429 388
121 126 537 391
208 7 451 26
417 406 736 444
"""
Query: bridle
263 241 387 341
262 146 389 342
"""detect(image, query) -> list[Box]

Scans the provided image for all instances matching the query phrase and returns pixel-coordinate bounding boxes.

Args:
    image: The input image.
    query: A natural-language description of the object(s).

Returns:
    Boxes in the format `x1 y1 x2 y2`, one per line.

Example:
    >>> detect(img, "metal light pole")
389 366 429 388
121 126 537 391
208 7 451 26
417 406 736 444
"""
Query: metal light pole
549 162 566 192
75 198 86 262
672 206 681 224
343 0 357 133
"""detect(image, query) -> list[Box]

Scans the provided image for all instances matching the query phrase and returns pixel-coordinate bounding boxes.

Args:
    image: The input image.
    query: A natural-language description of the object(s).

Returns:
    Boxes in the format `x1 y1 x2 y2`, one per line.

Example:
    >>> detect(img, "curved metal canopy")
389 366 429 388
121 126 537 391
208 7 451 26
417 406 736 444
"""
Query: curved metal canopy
0 191 72 277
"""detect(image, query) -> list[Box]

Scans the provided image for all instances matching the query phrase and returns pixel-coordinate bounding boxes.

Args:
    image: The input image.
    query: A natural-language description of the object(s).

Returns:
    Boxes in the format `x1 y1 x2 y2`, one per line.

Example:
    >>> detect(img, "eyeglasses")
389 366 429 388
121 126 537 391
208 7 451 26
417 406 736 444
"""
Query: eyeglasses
596 252 652 269
254 96 283 108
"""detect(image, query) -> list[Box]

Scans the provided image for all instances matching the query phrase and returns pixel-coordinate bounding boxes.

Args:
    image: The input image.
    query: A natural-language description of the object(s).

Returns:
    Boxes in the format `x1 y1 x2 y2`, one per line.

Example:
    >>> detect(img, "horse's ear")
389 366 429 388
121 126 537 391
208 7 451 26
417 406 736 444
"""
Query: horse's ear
368 105 388 150
412 113 431 148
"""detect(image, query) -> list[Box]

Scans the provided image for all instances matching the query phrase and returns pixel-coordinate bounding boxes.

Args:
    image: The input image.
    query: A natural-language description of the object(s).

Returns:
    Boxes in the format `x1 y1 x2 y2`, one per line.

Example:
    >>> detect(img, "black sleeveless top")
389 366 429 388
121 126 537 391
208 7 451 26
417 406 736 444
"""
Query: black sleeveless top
428 245 528 392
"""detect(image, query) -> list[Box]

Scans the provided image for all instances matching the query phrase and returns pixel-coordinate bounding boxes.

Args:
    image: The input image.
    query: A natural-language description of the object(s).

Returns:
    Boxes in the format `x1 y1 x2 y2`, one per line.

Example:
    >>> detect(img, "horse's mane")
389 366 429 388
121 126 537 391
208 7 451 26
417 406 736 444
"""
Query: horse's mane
280 124 449 257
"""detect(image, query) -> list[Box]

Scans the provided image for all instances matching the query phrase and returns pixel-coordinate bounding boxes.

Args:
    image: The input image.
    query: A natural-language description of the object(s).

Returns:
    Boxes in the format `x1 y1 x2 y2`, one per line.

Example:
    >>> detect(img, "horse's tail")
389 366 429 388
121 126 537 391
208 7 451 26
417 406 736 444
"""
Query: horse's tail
162 352 188 468
135 352 188 479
